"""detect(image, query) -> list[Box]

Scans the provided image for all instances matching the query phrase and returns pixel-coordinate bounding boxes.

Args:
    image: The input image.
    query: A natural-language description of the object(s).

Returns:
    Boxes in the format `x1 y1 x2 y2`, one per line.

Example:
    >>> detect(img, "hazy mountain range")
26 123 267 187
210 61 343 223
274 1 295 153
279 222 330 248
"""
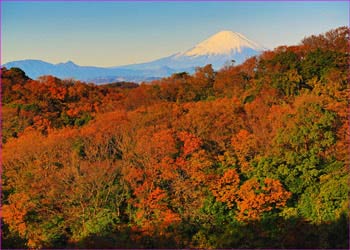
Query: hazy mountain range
3 31 265 84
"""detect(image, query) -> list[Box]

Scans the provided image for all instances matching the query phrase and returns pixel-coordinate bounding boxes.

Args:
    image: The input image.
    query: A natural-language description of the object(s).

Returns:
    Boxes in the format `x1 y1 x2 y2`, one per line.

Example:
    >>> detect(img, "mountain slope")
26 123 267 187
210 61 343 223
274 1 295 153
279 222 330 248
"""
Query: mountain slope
3 30 265 83
118 30 265 71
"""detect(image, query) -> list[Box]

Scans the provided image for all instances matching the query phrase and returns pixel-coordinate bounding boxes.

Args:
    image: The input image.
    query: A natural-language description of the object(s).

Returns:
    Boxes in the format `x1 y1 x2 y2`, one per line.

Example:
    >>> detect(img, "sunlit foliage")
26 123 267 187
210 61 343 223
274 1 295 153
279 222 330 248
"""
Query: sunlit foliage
2 27 349 249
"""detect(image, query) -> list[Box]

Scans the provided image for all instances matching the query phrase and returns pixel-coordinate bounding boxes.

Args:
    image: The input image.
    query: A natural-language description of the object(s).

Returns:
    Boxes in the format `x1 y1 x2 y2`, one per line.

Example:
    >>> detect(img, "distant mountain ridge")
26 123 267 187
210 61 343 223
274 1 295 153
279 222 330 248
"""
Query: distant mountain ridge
3 59 177 83
3 30 265 84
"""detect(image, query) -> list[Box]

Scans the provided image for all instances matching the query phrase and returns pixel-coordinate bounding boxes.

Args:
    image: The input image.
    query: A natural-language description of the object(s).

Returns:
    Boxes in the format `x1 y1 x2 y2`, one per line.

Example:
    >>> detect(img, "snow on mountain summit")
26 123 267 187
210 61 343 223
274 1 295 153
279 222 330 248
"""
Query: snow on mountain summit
183 30 265 57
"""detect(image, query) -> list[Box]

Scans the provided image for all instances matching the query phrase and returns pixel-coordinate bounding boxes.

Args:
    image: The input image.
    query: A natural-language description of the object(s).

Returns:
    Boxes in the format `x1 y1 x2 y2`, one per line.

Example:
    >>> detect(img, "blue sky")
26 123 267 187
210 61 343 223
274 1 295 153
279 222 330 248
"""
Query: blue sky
2 1 349 67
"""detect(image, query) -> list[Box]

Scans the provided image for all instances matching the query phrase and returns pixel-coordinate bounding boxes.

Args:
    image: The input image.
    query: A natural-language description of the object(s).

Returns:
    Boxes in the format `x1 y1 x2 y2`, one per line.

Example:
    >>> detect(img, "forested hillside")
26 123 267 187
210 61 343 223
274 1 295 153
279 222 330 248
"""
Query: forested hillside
1 27 349 249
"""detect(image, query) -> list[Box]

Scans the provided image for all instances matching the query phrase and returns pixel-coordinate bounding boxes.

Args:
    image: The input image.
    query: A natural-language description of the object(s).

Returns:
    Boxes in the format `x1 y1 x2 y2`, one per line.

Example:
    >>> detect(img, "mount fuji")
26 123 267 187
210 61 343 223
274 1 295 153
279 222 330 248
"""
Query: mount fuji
121 30 265 71
3 30 265 83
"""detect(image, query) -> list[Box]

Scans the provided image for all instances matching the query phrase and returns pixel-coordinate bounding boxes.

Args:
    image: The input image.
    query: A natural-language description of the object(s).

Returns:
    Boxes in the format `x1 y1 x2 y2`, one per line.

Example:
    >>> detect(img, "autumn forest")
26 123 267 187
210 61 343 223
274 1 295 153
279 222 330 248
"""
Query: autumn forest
1 27 349 248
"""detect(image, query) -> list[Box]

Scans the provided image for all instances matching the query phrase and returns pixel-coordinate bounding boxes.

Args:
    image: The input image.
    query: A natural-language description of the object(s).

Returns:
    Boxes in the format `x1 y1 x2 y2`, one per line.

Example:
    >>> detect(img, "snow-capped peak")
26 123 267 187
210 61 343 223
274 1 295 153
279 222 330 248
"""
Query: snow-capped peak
183 30 265 57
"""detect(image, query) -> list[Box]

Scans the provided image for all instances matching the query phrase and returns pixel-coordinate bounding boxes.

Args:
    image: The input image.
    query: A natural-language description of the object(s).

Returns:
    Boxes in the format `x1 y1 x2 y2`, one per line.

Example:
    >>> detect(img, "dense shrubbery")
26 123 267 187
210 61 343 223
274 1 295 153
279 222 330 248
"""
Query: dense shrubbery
1 27 349 248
